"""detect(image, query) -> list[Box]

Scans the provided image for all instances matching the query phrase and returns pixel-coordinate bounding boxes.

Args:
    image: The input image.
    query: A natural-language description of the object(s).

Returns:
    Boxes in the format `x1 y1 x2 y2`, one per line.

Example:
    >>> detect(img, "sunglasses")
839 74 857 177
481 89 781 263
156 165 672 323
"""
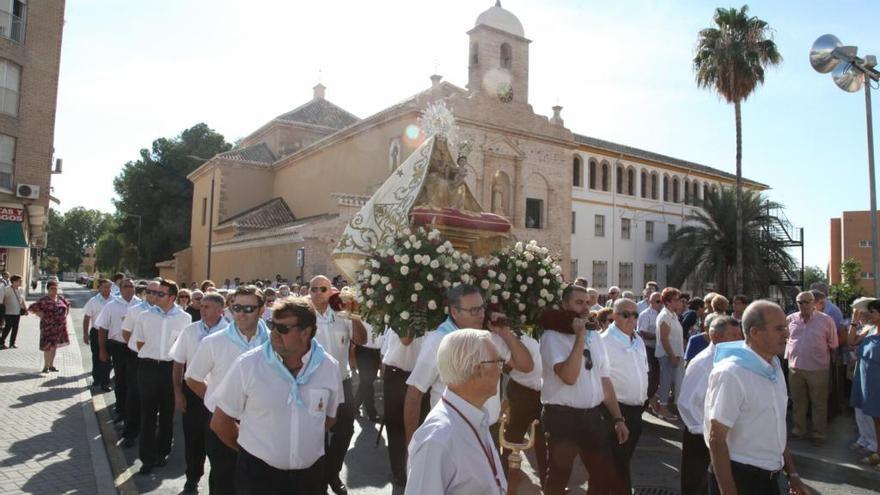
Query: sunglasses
231 304 260 314
797 300 813 305
456 304 486 316
616 311 638 319
310 286 329 293
583 348 593 370
479 358 505 369
268 320 303 334
153 291 169 298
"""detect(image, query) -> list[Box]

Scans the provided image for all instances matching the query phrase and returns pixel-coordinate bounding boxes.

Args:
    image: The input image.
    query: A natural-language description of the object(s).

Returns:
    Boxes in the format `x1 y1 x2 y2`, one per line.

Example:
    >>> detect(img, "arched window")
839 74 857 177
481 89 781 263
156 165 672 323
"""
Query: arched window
673 177 680 203
616 164 624 194
572 156 582 187
627 167 635 196
692 181 700 204
640 170 648 198
589 160 597 189
711 184 718 196
389 140 401 172
500 43 512 69
703 183 709 201
471 43 479 66
662 175 669 201
601 162 609 191
651 172 659 200
683 179 691 205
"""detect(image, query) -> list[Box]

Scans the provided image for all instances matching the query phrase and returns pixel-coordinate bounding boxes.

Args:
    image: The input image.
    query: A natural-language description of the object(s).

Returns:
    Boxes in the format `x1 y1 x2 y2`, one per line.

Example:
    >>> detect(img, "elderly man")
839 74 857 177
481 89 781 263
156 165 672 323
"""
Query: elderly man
785 290 838 445
94 279 141 425
604 286 621 308
637 291 662 412
587 288 603 312
405 329 507 495
636 281 659 314
83 279 115 391
541 284 628 495
600 298 648 493
678 316 742 495
706 301 808 495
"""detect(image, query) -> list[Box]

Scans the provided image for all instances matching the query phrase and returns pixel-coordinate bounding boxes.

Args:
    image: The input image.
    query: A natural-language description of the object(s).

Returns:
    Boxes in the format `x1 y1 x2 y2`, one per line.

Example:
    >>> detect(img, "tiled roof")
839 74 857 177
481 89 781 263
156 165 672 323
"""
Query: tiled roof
277 98 360 130
573 133 767 187
219 197 296 232
218 142 276 165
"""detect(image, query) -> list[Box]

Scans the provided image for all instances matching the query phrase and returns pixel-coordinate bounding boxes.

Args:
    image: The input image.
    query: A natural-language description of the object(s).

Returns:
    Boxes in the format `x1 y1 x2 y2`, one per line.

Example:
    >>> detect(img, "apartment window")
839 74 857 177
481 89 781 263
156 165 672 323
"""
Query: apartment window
0 133 14 191
645 221 654 242
572 157 582 187
859 240 873 248
644 264 657 284
571 211 576 234
862 272 875 280
201 197 208 226
621 218 631 240
668 224 677 239
0 1 26 43
619 262 633 289
525 198 543 229
616 165 624 194
570 259 578 280
592 260 608 288
594 214 605 237
0 59 20 117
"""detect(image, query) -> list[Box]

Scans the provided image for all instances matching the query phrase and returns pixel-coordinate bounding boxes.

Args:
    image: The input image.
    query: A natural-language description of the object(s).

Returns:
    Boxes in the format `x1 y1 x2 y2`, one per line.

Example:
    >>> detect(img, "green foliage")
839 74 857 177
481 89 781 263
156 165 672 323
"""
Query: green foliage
45 207 112 272
803 265 827 290
111 123 231 276
95 233 124 273
43 256 59 274
830 257 864 303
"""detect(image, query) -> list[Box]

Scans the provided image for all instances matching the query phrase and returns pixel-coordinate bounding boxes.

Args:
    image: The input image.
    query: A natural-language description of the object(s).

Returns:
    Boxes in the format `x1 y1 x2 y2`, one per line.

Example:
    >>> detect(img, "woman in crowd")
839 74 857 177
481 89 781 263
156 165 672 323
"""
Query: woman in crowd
850 298 880 466
176 288 191 309
28 280 70 373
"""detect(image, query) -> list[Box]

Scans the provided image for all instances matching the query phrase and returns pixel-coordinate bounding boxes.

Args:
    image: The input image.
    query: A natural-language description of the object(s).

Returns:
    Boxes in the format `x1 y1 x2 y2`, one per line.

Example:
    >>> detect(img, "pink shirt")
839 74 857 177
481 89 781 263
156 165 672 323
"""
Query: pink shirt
785 311 838 371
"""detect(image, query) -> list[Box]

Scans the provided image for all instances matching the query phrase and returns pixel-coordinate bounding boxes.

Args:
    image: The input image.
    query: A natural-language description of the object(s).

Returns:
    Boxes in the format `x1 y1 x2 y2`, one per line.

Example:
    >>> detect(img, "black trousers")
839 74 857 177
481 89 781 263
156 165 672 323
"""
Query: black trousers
382 365 429 480
353 346 381 418
206 423 238 495
183 383 209 484
107 340 129 417
610 403 644 494
646 348 660 402
323 378 355 487
681 430 710 495
543 404 620 495
501 379 546 481
708 461 782 495
123 347 141 439
138 359 174 466
235 447 323 495
0 314 20 346
89 327 112 387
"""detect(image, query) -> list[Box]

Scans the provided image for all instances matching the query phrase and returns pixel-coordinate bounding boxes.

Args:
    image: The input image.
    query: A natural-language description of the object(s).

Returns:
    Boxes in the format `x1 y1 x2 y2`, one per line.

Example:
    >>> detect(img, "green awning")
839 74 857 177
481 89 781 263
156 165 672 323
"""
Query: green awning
0 221 26 248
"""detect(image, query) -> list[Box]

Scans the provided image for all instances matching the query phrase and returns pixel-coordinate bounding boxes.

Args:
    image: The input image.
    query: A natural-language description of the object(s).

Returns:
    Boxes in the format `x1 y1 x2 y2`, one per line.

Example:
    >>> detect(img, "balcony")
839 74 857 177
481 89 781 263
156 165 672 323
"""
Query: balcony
0 10 23 43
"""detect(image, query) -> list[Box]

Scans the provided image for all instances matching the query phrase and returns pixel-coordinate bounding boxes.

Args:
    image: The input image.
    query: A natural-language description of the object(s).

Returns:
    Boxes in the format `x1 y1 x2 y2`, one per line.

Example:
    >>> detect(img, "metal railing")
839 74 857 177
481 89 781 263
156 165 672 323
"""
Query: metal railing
0 11 23 43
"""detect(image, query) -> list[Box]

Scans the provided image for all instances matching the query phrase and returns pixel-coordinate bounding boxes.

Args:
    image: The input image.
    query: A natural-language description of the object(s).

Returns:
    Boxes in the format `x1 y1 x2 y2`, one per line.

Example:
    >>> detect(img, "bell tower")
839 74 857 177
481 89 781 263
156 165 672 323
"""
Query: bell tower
467 1 531 104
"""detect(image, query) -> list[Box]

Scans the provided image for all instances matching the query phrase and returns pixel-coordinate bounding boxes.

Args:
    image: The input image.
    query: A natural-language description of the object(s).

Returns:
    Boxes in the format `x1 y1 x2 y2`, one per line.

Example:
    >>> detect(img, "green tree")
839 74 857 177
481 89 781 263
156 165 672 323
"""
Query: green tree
95 233 124 273
112 123 231 275
45 207 112 272
803 265 827 290
830 257 864 304
694 5 782 292
660 187 797 297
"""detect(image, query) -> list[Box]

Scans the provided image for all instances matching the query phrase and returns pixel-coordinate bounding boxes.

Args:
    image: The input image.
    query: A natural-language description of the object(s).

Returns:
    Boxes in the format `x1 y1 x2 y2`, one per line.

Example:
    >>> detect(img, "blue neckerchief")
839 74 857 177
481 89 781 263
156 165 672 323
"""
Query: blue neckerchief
714 341 780 382
437 317 459 335
262 339 326 406
138 300 152 311
201 319 226 336
94 293 114 305
223 319 268 352
150 304 184 317
607 323 639 351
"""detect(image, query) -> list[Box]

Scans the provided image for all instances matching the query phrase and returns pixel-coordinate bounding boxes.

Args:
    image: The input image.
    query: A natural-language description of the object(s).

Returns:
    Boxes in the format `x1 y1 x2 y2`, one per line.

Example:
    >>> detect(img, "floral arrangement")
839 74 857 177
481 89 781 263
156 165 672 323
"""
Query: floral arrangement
475 240 564 337
356 227 474 338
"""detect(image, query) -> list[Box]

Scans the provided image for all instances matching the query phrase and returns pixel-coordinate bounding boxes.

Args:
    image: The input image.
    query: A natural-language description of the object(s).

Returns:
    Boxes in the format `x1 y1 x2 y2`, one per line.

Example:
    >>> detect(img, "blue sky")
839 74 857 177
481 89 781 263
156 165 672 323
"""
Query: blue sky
52 0 879 270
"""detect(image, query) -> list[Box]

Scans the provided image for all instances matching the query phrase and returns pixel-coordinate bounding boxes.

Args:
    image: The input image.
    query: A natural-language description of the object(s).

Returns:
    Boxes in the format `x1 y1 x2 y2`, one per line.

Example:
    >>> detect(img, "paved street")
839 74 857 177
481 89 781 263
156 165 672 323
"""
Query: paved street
0 282 876 494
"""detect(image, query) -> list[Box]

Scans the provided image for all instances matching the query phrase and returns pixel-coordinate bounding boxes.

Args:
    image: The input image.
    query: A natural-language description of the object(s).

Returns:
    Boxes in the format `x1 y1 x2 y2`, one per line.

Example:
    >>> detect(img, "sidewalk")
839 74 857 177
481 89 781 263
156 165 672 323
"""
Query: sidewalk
0 308 115 494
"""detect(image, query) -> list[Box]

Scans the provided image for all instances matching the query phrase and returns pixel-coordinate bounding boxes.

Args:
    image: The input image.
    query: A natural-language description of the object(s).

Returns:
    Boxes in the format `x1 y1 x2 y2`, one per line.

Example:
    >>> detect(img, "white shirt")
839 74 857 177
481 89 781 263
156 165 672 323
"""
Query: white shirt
381 328 423 372
358 321 383 350
703 348 788 471
94 296 139 343
185 326 265 412
314 308 353 379
678 343 716 434
123 301 152 352
654 307 684 358
637 307 659 347
133 306 192 361
540 329 610 409
590 303 604 312
213 345 341 470
600 325 648 406
169 318 228 365
83 293 114 325
405 389 507 495
509 334 542 391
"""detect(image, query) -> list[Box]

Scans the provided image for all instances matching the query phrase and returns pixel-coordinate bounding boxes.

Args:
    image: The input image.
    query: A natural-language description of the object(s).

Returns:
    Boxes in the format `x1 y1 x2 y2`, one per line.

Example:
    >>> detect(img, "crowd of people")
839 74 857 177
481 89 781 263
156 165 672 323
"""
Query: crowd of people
11 270 878 495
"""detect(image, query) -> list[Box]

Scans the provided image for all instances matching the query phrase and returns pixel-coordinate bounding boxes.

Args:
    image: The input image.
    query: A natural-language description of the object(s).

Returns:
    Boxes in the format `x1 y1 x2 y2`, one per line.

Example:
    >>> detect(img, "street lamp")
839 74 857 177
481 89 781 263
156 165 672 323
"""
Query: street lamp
811 34 880 295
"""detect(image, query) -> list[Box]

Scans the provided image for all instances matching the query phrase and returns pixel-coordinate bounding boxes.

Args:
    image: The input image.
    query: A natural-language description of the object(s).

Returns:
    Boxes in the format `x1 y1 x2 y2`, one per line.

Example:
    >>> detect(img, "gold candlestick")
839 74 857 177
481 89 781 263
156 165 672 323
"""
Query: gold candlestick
498 412 538 495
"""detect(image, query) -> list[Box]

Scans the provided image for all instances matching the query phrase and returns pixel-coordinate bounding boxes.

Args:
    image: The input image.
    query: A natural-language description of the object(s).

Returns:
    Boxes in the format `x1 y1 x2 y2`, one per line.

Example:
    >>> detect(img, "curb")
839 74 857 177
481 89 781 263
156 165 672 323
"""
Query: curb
789 447 880 490
92 392 140 495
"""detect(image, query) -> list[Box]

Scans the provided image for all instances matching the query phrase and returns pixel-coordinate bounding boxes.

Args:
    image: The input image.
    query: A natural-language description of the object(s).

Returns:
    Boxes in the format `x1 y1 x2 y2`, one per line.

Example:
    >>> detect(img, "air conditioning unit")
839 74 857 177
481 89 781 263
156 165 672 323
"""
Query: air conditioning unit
16 183 40 199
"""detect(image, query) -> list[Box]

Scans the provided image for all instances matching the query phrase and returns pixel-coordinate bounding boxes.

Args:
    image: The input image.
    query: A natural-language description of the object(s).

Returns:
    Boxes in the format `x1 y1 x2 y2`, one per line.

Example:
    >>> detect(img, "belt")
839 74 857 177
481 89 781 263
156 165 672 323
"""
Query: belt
139 357 172 365
731 460 783 480
544 403 604 416
384 364 412 375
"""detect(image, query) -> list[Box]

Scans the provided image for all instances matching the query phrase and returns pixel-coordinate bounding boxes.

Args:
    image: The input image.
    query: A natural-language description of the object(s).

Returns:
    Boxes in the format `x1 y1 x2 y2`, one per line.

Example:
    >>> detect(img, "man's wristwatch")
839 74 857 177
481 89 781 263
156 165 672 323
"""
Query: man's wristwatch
613 417 626 425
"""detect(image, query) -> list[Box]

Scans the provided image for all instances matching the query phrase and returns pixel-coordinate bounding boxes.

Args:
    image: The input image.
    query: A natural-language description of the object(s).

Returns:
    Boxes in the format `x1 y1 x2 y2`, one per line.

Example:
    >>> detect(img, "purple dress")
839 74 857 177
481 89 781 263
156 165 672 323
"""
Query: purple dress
31 296 70 351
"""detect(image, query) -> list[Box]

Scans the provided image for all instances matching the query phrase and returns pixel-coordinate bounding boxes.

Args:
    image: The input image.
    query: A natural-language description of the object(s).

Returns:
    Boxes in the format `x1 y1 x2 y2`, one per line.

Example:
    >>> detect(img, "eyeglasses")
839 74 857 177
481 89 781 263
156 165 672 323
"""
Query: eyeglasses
153 291 169 298
797 300 813 305
192 297 203 302
310 286 329 293
650 299 662 304
616 311 638 319
145 289 159 296
231 304 260 314
479 358 505 369
456 304 486 316
583 348 594 370
121 285 135 289
268 320 303 334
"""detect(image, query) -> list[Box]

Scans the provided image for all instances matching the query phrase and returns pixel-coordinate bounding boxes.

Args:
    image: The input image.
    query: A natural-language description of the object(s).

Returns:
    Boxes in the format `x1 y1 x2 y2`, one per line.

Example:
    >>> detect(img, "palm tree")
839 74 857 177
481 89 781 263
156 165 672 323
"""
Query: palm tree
693 5 782 292
660 187 797 297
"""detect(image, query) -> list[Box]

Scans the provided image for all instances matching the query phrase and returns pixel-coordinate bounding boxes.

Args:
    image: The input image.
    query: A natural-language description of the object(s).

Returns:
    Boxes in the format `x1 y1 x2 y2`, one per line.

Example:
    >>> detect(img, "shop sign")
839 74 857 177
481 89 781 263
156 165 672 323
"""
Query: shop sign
0 208 24 222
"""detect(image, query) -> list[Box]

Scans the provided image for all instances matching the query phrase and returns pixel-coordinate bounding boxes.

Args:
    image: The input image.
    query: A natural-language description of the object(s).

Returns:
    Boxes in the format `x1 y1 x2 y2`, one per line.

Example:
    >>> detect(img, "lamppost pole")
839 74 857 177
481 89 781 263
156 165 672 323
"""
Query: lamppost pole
864 82 879 296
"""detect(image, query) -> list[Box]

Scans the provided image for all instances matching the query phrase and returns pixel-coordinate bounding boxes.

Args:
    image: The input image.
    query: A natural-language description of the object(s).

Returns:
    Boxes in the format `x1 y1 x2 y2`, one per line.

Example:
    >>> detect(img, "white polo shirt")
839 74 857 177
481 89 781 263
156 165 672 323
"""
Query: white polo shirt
212 344 342 470
94 296 140 343
185 325 268 412
314 308 353 379
359 321 383 350
169 318 228 365
133 306 192 361
600 325 648 406
83 293 114 327
654 307 684 358
637 307 659 348
703 347 788 471
509 334 542 392
678 343 716 434
381 328 423 372
540 329 610 409
405 389 507 495
123 301 152 352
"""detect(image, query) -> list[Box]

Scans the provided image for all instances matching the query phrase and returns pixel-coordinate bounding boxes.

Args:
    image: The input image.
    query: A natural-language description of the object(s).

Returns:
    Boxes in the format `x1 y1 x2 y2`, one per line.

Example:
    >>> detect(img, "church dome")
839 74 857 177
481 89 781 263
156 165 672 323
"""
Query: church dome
474 2 524 38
